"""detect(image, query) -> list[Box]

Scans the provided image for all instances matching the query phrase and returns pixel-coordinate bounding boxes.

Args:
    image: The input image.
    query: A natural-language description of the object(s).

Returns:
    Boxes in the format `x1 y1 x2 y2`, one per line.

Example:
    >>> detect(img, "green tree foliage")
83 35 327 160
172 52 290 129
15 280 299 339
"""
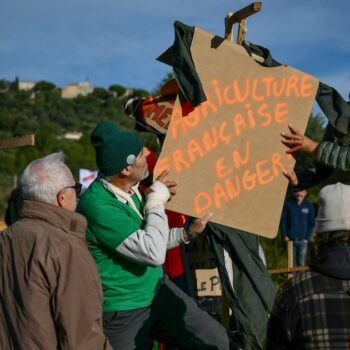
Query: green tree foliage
9 77 19 92
133 88 149 98
109 84 126 96
34 81 56 91
92 87 109 100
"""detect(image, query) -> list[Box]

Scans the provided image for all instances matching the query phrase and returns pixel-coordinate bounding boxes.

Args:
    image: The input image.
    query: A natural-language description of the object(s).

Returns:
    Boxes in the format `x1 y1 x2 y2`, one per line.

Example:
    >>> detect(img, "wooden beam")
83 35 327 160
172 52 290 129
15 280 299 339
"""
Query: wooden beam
236 18 247 45
225 2 262 40
224 12 234 42
0 134 35 150
269 266 309 275
232 2 262 23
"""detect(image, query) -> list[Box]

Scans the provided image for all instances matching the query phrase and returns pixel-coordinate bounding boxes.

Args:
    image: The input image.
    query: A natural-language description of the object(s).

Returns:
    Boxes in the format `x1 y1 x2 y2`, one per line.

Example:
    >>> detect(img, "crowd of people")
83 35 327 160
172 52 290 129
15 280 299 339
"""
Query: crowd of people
1 112 350 349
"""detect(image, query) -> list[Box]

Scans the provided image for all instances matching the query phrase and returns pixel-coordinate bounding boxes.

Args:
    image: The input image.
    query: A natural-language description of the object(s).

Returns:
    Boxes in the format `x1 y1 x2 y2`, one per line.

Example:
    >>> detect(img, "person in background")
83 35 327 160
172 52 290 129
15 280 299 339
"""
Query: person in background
266 182 350 349
280 189 315 266
77 121 230 350
0 152 111 350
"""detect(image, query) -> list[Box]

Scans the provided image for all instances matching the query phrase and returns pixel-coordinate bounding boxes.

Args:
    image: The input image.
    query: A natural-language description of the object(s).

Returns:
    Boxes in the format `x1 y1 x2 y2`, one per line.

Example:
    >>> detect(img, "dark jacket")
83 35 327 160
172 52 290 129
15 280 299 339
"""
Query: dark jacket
297 122 350 189
280 198 315 241
0 200 111 350
207 223 276 350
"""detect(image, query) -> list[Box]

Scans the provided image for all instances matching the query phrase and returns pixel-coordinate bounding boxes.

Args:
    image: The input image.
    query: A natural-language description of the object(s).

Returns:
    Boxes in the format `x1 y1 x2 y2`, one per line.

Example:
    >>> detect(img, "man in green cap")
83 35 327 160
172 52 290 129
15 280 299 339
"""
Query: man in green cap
77 121 229 350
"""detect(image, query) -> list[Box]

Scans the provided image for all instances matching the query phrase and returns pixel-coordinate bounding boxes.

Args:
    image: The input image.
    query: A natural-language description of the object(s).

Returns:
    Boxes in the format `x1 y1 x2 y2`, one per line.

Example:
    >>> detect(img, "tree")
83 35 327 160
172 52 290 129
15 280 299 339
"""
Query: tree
34 81 56 92
0 79 10 91
92 87 109 100
133 88 149 98
9 77 19 92
109 84 126 96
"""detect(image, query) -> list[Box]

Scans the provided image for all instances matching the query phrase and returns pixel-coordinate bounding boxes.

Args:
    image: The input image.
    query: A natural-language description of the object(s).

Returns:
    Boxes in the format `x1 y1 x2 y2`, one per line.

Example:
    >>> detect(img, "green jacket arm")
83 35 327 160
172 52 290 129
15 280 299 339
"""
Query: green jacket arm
315 141 350 171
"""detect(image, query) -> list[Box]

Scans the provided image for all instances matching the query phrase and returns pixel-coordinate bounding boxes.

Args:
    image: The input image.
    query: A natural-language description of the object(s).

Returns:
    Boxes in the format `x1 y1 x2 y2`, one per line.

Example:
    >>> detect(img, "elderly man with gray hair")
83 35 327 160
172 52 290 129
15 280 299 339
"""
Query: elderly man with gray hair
265 182 350 349
0 152 111 350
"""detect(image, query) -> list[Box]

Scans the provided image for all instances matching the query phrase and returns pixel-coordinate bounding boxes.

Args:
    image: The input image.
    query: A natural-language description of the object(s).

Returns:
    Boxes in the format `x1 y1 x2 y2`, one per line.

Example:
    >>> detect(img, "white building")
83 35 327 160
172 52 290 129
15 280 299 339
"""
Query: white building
18 81 36 91
63 131 83 140
61 81 93 99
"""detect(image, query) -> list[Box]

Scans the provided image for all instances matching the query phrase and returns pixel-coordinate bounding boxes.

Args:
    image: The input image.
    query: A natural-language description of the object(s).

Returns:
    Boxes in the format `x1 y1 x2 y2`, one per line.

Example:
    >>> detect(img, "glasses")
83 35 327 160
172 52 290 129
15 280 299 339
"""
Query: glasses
59 183 82 195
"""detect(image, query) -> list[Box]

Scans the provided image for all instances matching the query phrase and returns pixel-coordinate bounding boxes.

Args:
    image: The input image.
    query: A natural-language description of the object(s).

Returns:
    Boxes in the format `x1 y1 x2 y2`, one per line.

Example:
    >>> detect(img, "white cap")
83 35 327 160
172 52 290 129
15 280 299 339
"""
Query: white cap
316 182 350 233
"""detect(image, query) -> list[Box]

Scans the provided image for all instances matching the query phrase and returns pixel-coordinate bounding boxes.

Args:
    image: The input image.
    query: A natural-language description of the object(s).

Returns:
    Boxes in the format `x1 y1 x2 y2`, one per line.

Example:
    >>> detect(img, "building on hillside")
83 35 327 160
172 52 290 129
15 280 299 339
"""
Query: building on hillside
61 81 93 99
18 81 36 91
63 131 83 141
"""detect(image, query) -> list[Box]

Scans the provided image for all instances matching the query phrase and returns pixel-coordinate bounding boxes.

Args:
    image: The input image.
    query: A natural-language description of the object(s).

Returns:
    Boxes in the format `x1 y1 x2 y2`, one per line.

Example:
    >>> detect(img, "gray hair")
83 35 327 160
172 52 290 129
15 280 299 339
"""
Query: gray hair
20 152 72 204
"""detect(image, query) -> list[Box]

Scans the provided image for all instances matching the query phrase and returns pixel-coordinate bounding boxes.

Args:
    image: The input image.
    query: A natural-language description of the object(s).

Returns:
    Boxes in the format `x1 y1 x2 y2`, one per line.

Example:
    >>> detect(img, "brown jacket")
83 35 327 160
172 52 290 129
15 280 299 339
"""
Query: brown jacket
0 200 111 350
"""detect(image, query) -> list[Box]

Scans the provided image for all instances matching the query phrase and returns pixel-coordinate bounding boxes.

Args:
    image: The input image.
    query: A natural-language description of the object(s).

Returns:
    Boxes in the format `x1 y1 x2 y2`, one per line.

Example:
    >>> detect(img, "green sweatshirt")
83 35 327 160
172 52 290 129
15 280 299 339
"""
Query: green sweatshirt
77 180 163 311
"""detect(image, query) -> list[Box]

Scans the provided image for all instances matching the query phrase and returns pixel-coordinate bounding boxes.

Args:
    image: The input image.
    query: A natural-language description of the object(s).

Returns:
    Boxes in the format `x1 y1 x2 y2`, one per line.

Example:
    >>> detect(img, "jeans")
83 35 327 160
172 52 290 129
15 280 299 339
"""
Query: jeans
293 240 308 267
102 276 229 350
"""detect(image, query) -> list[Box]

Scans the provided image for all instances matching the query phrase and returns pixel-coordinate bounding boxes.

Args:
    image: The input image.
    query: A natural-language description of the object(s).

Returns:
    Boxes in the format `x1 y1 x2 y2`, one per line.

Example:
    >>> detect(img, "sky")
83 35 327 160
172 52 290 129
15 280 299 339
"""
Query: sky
1 0 349 101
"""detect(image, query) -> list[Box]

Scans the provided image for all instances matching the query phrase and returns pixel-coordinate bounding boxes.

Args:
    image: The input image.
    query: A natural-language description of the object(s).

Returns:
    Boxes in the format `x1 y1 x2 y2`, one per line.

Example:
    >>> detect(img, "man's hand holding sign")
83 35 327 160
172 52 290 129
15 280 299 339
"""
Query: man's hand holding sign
148 168 213 242
281 124 321 187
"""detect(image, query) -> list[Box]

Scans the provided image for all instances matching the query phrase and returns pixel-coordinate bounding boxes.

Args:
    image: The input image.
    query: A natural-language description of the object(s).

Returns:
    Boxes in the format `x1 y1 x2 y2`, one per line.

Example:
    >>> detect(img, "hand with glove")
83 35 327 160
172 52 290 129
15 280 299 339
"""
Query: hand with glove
144 169 178 212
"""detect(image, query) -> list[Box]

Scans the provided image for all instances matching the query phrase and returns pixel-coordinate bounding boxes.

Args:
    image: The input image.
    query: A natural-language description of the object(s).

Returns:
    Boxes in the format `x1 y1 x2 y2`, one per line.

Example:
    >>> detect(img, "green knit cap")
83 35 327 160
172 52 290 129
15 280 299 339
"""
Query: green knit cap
91 121 143 176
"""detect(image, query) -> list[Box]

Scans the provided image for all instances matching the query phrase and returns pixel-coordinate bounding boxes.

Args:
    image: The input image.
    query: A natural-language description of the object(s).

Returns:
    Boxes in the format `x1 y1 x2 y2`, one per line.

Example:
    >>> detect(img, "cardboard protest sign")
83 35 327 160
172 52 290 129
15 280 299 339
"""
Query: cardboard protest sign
195 268 222 297
79 169 98 191
186 235 222 296
155 27 319 238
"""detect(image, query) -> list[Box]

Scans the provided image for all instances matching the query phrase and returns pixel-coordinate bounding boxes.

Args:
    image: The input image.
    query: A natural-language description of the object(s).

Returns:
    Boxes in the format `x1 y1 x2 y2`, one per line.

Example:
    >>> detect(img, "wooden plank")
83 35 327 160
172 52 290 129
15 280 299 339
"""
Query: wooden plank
269 266 309 275
236 18 247 45
0 134 35 150
225 2 262 39
224 12 234 41
232 2 262 23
